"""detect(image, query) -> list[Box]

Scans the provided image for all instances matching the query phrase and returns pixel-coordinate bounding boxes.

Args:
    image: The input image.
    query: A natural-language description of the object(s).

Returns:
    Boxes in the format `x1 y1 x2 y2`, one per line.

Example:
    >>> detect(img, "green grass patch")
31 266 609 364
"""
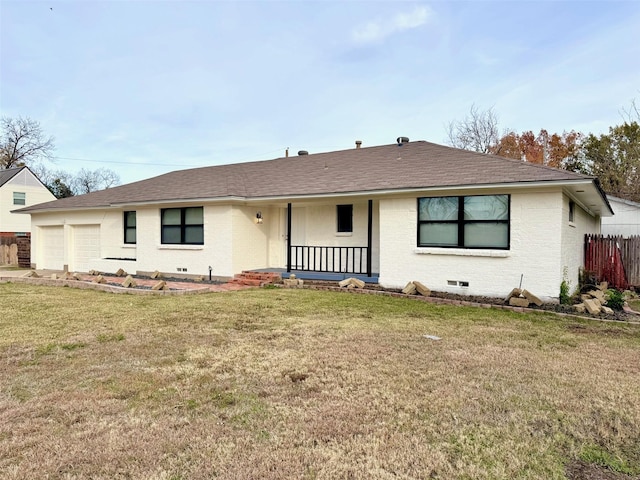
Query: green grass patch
579 444 640 475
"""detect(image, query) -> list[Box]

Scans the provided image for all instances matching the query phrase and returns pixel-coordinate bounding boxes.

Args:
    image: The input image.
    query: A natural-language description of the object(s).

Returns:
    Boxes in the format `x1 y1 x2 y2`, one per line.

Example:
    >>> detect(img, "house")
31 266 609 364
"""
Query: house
1 166 56 237
601 195 640 237
16 139 613 301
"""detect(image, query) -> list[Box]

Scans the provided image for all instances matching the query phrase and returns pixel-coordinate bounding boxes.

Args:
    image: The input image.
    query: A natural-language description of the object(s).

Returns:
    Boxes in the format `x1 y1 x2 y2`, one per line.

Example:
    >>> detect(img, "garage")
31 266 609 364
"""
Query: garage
39 226 65 270
73 225 100 273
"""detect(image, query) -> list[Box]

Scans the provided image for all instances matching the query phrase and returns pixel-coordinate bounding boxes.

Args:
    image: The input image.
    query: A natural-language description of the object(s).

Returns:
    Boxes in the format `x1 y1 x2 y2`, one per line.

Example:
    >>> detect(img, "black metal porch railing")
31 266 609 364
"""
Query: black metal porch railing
290 245 369 275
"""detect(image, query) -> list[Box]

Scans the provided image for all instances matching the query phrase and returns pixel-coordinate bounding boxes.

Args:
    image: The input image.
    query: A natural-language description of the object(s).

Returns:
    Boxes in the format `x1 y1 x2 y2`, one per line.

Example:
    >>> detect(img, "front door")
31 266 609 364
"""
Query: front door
282 207 306 269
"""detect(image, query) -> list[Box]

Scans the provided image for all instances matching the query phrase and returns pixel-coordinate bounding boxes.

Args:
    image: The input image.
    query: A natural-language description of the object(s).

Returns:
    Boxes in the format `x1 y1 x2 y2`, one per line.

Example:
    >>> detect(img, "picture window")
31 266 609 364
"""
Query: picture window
417 195 510 249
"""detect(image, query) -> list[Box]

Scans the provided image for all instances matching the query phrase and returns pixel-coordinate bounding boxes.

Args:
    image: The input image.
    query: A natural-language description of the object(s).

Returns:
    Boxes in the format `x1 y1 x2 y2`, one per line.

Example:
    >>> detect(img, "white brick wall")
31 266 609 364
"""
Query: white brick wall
29 190 596 298
377 189 584 301
560 196 599 296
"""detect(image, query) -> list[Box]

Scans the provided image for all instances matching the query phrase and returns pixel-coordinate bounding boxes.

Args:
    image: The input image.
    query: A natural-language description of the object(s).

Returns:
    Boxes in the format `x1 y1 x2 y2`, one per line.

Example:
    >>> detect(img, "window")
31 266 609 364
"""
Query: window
13 192 26 205
124 211 137 244
161 207 204 245
337 204 353 233
569 201 575 223
418 195 510 249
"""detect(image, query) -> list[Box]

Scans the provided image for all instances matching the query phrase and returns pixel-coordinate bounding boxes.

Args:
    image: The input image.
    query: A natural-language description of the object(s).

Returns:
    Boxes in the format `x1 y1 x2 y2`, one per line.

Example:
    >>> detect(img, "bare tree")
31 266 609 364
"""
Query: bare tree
446 105 500 154
622 97 640 123
31 165 76 198
72 167 120 194
0 116 55 169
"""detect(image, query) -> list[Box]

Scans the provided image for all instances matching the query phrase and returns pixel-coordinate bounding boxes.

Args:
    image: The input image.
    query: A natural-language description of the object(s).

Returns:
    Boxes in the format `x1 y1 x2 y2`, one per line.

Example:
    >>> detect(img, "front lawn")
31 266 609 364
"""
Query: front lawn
1 284 639 479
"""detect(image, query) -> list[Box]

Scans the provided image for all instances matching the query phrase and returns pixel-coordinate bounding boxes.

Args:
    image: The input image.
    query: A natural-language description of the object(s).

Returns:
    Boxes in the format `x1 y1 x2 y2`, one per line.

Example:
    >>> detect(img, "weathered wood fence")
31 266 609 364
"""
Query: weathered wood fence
0 235 31 268
584 234 640 289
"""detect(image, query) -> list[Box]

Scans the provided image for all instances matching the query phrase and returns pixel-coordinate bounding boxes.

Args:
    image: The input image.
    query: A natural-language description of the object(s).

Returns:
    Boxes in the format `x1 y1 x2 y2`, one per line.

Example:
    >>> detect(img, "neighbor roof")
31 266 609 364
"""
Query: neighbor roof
17 141 611 214
0 166 25 187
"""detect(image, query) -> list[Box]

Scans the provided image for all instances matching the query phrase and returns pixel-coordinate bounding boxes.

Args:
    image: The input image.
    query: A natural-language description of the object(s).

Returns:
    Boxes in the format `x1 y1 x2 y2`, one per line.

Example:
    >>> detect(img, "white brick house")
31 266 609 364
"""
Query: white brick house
16 140 612 301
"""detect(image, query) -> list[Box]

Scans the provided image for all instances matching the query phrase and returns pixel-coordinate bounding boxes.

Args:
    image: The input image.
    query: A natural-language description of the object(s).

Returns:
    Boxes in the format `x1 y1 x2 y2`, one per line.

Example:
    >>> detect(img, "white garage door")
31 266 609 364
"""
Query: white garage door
73 225 100 273
40 226 65 270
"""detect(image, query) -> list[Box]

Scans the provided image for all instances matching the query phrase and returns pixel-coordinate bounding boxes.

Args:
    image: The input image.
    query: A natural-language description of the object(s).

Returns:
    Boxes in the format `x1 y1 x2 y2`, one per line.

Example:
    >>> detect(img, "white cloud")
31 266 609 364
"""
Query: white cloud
352 6 432 45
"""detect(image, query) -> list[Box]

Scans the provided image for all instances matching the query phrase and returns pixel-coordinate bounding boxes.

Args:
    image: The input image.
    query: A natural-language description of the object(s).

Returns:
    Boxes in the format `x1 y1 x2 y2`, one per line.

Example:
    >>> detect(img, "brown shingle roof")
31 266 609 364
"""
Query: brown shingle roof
18 141 598 212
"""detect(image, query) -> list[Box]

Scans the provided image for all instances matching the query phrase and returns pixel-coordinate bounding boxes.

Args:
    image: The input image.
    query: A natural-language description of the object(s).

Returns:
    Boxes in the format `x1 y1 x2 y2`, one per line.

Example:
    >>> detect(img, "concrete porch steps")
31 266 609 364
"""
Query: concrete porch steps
229 271 282 287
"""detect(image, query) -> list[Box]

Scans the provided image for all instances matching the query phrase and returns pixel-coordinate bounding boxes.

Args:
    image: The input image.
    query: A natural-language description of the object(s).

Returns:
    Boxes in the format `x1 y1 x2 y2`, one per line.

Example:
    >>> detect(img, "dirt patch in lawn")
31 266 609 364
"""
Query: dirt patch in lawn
566 460 640 480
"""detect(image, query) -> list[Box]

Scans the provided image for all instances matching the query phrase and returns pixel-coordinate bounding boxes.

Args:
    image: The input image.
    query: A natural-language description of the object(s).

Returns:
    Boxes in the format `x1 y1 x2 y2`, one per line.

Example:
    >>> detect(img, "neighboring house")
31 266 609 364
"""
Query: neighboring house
601 195 640 237
0 166 56 236
16 140 612 301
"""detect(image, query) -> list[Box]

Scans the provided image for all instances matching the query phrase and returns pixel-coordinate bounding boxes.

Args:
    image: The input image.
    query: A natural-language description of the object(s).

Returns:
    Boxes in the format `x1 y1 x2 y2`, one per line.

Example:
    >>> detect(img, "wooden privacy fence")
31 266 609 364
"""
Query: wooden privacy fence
0 235 31 268
584 234 640 289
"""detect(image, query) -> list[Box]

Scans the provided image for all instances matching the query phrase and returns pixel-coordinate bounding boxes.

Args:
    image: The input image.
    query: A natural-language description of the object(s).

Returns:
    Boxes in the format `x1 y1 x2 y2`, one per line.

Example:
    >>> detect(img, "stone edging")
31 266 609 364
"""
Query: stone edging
301 284 640 325
0 276 212 295
3 275 639 324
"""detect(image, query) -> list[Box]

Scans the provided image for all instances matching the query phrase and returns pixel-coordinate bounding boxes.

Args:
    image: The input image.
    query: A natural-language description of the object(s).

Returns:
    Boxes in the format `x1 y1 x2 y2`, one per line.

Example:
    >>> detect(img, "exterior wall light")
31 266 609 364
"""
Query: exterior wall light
255 211 263 224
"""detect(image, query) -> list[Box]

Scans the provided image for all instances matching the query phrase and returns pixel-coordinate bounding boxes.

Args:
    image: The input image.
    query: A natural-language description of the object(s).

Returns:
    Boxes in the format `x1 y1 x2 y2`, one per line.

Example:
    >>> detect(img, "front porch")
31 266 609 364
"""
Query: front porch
242 199 380 283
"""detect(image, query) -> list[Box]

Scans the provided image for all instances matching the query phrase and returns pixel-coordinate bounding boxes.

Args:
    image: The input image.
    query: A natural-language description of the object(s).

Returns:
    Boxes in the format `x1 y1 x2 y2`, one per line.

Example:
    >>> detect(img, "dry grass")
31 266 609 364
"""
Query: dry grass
1 284 639 480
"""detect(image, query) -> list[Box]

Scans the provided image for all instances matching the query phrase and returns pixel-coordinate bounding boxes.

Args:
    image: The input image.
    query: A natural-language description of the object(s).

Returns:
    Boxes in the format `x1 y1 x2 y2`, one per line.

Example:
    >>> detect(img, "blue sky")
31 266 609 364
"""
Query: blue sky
1 0 639 185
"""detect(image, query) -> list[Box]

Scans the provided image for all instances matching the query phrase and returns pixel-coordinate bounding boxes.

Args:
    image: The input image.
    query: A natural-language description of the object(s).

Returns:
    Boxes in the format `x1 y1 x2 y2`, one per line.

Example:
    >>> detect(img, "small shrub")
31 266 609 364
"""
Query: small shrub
606 289 625 311
559 280 571 305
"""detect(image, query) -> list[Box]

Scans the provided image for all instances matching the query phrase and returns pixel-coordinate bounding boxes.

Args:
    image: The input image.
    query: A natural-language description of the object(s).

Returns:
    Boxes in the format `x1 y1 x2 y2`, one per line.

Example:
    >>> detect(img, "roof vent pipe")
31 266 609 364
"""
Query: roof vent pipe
397 136 409 145
298 150 309 156
355 140 362 149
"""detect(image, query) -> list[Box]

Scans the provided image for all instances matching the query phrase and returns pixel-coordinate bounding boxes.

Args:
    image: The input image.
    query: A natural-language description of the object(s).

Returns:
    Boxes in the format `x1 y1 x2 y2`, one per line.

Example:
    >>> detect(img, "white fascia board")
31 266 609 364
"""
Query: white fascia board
243 179 597 203
110 196 246 208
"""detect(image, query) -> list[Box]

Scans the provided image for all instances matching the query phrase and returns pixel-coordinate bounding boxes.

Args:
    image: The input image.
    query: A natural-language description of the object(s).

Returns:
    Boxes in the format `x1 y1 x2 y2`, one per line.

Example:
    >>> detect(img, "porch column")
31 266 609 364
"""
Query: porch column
287 203 292 273
367 199 373 277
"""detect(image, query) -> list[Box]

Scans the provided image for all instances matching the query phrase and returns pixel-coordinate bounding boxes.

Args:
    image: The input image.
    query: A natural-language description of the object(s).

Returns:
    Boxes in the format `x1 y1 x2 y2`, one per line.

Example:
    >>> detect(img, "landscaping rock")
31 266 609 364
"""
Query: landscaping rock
574 303 586 313
414 281 431 297
283 278 303 288
339 277 365 288
509 296 530 307
601 306 614 315
522 289 543 306
583 298 601 315
588 290 605 303
505 288 522 302
152 280 167 291
402 282 417 295
92 275 106 284
150 270 163 279
22 270 40 278
50 273 58 280
122 275 137 288
597 281 608 291
115 268 127 277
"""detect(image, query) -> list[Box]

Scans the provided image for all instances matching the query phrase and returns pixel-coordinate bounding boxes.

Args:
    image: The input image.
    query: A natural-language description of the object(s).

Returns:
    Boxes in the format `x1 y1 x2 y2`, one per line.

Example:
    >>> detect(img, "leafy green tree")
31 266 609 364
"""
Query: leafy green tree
582 122 640 202
48 178 75 199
